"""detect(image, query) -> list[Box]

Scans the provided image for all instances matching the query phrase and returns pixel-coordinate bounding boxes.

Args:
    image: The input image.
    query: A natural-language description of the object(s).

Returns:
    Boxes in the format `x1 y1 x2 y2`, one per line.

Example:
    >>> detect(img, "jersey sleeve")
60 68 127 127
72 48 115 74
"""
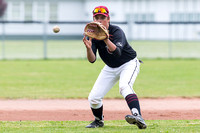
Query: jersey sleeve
108 28 127 57
112 28 127 50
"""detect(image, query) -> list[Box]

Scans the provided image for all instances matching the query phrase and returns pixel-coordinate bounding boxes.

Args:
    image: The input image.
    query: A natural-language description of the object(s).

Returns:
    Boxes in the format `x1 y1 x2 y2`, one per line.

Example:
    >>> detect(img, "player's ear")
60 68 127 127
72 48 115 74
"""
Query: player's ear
93 16 97 21
107 16 110 23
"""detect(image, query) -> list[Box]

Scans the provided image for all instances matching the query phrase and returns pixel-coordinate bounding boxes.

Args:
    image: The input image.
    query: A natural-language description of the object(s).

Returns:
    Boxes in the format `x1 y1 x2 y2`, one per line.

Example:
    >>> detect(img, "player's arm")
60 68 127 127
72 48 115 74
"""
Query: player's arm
83 36 96 63
104 39 116 51
104 28 127 57
104 38 121 57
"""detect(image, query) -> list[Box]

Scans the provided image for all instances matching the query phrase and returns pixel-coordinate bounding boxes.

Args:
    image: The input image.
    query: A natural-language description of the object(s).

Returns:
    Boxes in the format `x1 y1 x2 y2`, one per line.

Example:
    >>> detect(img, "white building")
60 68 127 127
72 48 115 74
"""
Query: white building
1 0 200 40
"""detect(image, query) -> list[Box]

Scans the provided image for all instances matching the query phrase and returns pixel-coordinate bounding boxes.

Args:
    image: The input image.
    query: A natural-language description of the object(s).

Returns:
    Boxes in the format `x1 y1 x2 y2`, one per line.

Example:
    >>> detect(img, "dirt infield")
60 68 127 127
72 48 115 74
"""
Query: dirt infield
0 98 200 121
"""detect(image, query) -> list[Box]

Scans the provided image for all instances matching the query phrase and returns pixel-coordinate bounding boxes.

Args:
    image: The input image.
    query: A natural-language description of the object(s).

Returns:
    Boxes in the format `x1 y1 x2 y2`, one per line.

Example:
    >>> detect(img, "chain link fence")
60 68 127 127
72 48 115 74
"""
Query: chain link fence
0 21 200 60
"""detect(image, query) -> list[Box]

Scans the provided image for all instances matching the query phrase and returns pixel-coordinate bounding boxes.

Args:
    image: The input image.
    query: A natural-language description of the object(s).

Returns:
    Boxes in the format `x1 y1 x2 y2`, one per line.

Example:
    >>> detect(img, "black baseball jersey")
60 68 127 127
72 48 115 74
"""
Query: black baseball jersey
91 24 137 68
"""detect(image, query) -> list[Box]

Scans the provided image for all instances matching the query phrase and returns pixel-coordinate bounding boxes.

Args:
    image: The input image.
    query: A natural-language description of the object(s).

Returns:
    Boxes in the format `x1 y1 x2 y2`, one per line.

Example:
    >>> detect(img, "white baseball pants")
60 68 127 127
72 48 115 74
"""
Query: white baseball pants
88 58 140 109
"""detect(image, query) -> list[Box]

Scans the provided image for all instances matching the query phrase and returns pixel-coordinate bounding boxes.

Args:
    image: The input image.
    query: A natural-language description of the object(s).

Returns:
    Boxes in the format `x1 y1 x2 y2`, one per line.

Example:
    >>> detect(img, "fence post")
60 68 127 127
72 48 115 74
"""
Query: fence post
127 14 133 41
43 21 48 59
168 24 172 58
1 19 5 60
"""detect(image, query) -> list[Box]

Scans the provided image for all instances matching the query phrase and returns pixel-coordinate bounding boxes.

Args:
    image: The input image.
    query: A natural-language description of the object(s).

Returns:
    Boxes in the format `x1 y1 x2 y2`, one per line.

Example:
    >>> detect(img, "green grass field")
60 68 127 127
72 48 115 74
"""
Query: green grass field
0 120 199 133
0 40 200 59
1 46 200 132
0 59 199 99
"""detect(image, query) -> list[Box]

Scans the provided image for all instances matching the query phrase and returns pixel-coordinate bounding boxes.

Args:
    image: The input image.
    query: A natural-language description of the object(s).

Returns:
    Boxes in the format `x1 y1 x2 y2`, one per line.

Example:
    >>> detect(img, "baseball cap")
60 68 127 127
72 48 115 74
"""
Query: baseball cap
93 6 109 17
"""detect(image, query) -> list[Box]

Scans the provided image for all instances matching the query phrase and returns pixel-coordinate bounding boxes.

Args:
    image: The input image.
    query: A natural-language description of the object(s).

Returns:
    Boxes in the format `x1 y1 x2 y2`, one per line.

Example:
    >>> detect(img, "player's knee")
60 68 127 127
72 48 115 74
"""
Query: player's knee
119 84 129 92
119 84 135 98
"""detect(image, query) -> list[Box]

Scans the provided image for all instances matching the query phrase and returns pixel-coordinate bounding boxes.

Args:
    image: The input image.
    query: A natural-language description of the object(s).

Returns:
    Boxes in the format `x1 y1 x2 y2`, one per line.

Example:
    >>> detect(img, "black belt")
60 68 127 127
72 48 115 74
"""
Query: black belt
139 60 144 64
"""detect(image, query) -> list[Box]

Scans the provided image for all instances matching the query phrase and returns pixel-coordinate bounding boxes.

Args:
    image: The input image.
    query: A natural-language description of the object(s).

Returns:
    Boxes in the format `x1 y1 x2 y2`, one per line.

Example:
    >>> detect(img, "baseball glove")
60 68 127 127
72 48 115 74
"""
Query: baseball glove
84 22 109 40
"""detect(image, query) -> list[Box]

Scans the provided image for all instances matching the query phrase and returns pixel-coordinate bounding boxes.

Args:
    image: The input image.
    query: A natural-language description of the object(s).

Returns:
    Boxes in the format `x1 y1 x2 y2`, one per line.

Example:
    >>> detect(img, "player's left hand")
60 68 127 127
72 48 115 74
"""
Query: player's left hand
84 21 109 40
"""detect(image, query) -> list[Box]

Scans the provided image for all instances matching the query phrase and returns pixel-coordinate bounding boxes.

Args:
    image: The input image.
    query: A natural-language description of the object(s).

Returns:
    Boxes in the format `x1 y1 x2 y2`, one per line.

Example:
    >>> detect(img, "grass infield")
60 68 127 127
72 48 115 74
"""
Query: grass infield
0 59 199 99
0 40 200 59
0 120 199 133
0 59 199 132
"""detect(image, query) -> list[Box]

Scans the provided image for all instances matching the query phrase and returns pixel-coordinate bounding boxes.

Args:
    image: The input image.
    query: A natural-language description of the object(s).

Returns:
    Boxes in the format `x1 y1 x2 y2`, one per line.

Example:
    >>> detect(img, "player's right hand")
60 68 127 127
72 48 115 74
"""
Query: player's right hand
83 36 92 49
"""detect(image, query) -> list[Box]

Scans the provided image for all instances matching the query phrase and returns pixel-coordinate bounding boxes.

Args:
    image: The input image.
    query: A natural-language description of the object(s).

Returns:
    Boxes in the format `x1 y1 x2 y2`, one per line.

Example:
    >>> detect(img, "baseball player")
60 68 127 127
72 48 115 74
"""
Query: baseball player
83 6 147 129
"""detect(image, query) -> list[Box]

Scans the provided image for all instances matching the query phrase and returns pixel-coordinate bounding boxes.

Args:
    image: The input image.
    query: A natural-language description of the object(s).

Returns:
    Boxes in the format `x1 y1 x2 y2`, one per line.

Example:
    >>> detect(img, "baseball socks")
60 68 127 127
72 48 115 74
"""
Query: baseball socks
91 105 104 120
125 94 141 116
86 106 104 128
125 94 147 129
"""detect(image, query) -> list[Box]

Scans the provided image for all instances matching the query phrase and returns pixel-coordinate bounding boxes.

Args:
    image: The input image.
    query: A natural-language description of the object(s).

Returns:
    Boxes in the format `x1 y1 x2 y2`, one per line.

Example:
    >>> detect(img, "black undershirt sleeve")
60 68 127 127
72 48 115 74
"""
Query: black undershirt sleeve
112 47 121 57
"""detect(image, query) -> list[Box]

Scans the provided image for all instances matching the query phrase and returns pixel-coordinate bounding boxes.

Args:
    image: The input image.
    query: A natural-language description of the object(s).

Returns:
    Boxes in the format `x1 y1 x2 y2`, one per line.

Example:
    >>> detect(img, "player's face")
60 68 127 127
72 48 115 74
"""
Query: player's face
93 14 110 29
